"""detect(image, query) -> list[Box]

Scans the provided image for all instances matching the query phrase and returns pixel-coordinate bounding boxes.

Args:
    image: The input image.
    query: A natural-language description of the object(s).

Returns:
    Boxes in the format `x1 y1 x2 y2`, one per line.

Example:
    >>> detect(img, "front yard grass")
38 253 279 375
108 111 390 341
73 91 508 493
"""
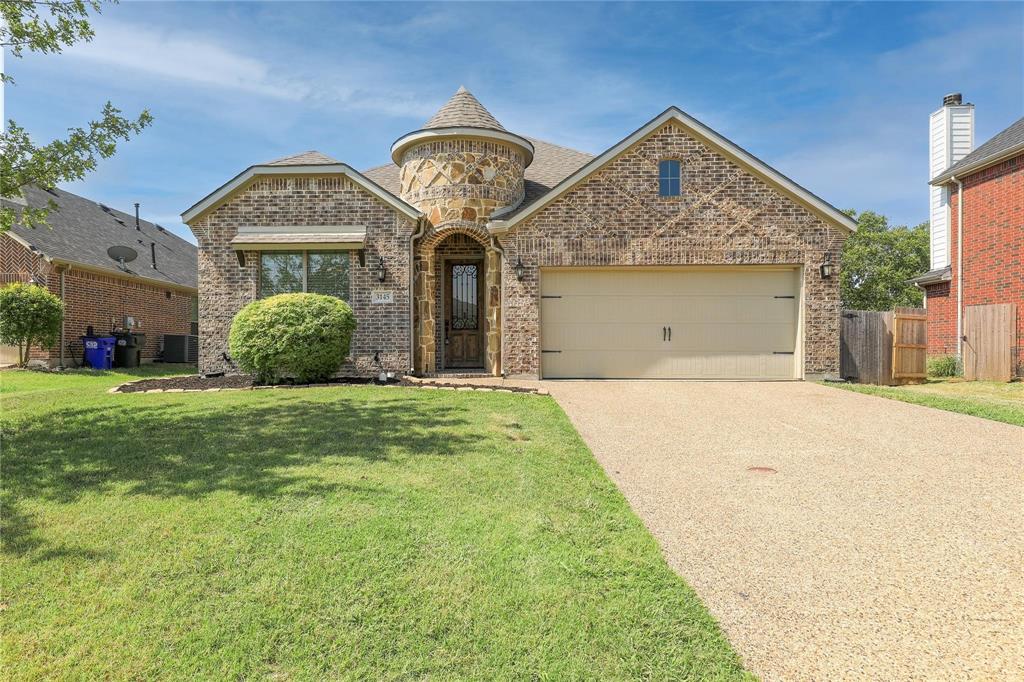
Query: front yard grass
826 377 1023 427
1 368 749 680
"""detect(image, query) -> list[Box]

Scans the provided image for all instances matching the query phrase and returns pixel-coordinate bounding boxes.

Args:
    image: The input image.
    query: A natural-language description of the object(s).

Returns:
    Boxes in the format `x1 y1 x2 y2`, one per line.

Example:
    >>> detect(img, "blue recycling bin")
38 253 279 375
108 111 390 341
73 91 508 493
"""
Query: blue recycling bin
82 336 116 370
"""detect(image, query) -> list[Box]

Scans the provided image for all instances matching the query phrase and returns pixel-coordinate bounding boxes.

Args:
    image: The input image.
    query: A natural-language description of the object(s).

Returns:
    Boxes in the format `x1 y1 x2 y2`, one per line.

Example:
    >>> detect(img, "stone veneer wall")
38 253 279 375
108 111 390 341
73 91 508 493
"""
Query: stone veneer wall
497 121 849 378
399 138 526 226
188 175 416 376
413 223 500 376
400 136 521 376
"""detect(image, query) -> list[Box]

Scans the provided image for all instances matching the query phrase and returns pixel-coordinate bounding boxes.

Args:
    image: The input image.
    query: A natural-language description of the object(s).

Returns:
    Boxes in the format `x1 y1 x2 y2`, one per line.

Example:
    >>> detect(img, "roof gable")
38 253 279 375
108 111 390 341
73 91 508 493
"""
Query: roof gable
182 154 422 224
488 107 857 233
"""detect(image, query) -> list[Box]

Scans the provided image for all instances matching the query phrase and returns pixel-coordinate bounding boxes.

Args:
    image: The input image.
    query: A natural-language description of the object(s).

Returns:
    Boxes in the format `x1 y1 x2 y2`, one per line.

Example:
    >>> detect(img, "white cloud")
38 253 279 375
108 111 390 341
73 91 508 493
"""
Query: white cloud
65 21 309 100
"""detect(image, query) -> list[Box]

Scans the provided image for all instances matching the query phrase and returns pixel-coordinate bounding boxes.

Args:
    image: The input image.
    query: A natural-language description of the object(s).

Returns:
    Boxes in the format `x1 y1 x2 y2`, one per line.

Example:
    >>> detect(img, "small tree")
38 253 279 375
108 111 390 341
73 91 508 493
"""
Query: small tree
0 282 64 366
841 210 930 311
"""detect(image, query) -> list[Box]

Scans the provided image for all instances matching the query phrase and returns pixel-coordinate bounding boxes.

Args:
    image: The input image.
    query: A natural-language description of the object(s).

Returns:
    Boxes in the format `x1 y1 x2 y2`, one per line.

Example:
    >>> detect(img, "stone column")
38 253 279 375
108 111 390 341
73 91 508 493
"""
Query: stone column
485 248 502 376
415 251 436 374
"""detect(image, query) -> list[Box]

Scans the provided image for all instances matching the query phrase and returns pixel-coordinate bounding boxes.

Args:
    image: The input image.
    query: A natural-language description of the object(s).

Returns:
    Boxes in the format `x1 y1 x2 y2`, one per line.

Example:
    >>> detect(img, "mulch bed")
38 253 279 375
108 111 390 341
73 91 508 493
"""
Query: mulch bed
114 374 541 394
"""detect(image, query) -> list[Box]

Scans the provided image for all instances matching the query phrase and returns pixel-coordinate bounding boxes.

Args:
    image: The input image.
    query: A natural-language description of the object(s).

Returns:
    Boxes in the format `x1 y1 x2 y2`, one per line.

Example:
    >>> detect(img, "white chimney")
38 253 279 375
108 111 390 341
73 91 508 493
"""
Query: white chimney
928 93 974 269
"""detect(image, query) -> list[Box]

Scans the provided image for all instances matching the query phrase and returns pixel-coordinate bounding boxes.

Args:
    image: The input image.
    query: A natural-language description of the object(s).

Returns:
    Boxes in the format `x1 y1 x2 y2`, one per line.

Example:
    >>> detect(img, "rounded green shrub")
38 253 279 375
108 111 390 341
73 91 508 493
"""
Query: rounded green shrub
228 293 356 384
0 282 64 366
927 355 961 378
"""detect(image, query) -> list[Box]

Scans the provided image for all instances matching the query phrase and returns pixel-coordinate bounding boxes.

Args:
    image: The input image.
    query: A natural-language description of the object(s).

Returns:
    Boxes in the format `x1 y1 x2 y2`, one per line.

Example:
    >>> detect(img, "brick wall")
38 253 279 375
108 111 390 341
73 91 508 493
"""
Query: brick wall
496 120 849 378
926 153 1023 373
188 174 417 376
1 234 194 364
923 281 956 357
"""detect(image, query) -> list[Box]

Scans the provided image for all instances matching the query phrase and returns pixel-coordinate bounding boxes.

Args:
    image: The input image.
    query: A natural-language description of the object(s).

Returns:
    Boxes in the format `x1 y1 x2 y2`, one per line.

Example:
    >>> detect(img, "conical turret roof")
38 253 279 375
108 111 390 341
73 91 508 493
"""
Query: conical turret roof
422 86 507 131
391 87 533 166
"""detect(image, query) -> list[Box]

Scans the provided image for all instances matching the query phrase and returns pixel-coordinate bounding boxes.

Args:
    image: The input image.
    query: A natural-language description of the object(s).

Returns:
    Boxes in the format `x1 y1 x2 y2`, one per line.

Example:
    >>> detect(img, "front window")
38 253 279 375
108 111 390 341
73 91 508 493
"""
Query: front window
259 251 350 299
659 159 681 197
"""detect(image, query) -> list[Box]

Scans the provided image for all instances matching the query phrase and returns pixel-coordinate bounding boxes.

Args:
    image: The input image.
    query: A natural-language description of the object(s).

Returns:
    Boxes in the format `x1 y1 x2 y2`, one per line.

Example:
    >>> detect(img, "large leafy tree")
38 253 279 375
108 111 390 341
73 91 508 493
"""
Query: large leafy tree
840 210 930 311
0 0 152 231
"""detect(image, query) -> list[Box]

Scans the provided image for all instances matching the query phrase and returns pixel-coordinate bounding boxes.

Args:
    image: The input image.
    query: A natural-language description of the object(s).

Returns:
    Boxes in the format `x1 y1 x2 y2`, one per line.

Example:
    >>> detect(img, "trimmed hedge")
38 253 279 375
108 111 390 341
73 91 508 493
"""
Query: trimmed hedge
228 293 356 384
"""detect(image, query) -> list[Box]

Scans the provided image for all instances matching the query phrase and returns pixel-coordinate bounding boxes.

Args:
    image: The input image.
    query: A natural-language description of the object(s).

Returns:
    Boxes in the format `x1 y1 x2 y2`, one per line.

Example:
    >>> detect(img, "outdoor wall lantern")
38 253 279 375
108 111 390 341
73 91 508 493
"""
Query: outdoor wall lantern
819 254 833 279
374 255 387 283
514 256 526 281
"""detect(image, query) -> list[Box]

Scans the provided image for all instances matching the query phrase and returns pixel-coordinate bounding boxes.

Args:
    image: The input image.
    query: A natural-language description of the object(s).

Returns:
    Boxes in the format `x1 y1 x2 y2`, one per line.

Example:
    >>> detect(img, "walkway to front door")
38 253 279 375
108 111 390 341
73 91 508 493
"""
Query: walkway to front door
444 260 483 368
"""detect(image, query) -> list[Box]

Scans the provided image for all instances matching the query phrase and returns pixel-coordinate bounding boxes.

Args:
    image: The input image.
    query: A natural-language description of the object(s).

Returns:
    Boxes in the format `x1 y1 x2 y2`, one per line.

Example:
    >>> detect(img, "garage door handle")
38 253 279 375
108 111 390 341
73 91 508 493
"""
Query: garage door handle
668 326 672 341
663 326 667 341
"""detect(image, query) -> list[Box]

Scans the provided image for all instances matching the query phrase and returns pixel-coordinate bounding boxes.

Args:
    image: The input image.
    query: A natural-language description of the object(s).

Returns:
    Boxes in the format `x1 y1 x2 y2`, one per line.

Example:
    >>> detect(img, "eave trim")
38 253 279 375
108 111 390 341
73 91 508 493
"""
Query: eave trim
930 142 1024 185
391 126 535 166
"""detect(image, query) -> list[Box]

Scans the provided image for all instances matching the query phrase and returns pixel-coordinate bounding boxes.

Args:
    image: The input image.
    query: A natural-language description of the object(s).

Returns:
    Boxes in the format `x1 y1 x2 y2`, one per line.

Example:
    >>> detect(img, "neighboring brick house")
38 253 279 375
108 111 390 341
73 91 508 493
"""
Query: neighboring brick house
1 186 198 366
912 94 1023 376
184 87 855 380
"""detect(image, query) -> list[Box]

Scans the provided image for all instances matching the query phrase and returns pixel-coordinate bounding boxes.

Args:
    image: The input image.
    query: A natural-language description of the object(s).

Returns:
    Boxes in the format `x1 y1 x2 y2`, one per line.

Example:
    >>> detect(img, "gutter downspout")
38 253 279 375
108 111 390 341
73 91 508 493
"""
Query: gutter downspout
59 268 66 368
408 217 427 374
952 175 964 360
489 235 506 377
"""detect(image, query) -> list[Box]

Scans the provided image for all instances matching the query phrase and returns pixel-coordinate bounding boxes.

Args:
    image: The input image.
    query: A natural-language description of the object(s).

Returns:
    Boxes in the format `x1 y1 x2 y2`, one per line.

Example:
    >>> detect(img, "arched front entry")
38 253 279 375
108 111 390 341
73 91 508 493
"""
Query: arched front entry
414 224 501 375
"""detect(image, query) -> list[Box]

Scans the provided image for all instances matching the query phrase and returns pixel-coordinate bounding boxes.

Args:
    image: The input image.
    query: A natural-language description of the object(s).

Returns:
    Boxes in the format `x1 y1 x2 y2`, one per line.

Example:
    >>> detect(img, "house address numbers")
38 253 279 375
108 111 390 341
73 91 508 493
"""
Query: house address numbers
371 290 394 304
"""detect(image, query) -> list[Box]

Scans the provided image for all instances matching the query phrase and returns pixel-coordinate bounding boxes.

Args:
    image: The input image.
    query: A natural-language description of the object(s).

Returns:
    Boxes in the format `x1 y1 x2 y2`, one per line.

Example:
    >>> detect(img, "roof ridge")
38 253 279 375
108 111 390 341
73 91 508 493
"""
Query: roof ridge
263 150 340 166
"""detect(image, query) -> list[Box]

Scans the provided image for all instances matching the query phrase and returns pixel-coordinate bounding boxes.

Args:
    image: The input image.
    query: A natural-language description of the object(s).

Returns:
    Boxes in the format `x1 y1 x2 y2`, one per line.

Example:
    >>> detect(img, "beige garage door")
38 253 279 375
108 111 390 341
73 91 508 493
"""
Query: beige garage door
540 267 800 379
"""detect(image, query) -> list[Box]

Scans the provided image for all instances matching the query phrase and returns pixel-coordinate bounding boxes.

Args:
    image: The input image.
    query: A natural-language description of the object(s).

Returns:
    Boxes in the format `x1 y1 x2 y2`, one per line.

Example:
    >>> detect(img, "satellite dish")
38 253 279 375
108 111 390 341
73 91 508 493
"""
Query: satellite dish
107 245 138 271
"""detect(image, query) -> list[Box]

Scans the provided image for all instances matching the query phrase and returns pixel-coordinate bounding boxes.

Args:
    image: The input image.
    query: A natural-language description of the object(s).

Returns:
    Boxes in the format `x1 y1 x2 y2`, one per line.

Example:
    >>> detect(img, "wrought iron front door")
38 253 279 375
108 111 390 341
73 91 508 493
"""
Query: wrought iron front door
444 260 484 368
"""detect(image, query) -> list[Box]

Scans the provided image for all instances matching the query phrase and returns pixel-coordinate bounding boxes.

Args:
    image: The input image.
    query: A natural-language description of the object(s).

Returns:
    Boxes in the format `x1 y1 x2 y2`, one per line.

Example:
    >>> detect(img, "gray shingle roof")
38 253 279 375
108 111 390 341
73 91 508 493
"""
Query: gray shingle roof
934 116 1024 183
362 136 594 211
4 185 198 289
423 86 507 131
264 150 340 166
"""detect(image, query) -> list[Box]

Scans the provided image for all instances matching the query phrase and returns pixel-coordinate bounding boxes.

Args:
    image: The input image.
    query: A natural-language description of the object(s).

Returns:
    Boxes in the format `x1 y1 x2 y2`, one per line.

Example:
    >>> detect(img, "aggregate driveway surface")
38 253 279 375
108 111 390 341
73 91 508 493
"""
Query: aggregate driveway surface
546 380 1024 681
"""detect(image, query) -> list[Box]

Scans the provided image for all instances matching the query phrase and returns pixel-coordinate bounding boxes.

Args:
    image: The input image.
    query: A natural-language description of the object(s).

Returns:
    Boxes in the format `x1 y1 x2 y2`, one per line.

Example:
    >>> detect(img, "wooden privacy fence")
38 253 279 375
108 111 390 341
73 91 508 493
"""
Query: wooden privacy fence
840 308 926 385
963 303 1017 382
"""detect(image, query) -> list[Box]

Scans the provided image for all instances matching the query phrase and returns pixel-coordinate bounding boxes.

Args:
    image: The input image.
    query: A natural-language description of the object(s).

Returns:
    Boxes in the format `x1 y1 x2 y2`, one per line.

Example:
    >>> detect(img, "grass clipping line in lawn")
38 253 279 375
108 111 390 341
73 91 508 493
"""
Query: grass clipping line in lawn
0 367 751 680
824 378 1023 427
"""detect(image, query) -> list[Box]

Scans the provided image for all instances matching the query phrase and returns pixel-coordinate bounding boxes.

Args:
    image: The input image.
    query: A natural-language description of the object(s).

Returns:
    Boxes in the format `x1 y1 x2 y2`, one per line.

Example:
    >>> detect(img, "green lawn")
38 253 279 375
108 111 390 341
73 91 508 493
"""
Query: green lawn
826 377 1023 427
1 368 748 680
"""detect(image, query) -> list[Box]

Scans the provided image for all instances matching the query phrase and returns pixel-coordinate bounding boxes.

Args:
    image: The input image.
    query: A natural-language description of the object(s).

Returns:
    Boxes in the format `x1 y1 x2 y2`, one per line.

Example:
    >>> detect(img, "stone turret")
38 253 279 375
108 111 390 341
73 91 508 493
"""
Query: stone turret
392 86 533 228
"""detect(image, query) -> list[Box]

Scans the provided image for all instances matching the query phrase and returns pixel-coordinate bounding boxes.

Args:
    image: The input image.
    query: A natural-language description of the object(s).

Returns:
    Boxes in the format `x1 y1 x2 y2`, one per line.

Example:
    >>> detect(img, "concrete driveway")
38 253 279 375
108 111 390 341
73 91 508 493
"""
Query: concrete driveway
547 381 1024 681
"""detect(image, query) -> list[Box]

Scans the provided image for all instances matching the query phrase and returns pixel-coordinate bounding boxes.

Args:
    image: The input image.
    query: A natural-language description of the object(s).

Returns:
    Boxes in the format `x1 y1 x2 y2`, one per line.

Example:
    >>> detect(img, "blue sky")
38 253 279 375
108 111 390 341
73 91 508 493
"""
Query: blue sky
7 1 1023 243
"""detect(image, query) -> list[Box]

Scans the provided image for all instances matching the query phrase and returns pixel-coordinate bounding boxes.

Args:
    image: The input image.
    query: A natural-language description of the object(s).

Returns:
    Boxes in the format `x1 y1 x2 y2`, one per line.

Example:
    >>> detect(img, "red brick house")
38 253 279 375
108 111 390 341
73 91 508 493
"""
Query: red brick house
912 94 1023 376
1 186 198 366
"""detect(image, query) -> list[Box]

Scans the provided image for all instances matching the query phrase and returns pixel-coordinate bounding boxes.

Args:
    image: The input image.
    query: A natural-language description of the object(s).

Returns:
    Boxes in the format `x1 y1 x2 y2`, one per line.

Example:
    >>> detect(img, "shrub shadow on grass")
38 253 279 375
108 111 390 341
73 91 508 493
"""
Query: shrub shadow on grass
3 391 478 558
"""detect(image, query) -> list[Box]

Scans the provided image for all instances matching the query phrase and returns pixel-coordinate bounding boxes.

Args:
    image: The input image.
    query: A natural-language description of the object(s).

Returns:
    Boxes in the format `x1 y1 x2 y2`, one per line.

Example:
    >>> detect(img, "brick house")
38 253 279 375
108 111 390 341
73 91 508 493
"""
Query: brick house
911 94 1023 376
184 87 855 380
1 186 198 366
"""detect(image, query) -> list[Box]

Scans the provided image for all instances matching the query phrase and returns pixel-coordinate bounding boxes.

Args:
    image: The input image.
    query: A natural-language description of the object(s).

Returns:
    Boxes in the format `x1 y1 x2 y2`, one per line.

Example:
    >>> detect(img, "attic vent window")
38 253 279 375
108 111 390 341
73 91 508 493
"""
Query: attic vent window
658 160 681 197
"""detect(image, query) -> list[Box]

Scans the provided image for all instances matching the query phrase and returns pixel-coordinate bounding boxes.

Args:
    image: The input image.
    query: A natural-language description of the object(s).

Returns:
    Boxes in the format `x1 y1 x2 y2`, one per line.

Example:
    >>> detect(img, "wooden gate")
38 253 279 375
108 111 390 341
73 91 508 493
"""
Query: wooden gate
840 310 893 385
840 307 926 385
963 303 1016 381
892 307 927 382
